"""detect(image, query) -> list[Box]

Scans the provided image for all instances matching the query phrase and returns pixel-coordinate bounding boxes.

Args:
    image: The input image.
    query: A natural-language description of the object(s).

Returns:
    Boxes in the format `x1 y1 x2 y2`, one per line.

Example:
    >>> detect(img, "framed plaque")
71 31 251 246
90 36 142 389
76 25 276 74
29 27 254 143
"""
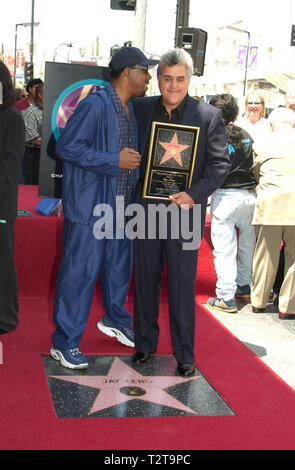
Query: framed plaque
142 121 200 200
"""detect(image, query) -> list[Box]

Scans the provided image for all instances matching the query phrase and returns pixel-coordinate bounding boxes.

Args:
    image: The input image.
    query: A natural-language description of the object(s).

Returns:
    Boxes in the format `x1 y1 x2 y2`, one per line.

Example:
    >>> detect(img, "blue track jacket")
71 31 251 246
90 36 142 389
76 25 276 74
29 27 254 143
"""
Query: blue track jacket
56 86 138 227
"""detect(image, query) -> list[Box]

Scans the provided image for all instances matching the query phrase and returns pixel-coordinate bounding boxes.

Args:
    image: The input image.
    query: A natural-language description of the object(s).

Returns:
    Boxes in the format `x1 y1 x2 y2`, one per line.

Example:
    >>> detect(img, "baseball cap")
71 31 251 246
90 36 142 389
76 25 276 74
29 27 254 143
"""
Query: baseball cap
109 46 158 71
26 78 43 93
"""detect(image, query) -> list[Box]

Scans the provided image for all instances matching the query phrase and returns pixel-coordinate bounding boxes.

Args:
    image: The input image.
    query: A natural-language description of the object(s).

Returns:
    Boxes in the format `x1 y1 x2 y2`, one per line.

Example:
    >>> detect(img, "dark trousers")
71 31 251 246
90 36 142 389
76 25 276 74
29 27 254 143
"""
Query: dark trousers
0 218 18 332
133 199 199 364
22 147 40 185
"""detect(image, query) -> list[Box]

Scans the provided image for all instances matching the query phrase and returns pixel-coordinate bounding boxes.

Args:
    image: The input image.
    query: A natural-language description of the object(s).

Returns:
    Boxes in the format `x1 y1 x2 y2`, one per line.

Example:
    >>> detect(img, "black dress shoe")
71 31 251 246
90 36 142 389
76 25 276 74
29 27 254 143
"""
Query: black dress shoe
177 363 196 377
0 326 16 334
252 306 265 313
133 352 151 364
279 312 295 320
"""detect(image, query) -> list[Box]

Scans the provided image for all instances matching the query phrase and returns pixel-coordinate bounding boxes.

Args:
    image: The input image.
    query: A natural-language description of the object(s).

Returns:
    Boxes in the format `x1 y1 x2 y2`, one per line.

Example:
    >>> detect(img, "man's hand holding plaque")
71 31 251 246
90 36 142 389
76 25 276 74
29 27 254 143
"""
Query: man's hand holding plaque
169 191 195 209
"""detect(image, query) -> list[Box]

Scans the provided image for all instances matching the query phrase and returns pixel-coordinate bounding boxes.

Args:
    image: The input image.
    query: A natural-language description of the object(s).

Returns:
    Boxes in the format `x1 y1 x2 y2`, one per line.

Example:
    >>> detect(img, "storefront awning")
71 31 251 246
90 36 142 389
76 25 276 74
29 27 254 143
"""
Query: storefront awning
265 73 295 93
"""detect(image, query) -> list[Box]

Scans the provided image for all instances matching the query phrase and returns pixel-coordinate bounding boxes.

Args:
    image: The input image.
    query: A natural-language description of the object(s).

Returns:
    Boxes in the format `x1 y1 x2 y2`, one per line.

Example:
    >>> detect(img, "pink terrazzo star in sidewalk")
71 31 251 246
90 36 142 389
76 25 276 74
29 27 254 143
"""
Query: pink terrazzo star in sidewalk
50 357 199 415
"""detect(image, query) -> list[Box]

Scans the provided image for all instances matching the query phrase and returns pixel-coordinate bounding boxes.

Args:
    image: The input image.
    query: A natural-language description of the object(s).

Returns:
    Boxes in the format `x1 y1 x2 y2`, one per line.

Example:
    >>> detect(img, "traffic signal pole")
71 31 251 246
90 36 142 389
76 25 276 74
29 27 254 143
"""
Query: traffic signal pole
133 0 190 54
30 0 35 69
174 0 190 46
133 0 147 51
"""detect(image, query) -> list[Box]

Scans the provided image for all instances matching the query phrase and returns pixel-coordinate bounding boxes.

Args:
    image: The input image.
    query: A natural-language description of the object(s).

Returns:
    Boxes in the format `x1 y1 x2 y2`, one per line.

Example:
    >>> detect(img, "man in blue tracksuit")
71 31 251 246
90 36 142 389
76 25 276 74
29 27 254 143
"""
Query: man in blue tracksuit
50 47 158 369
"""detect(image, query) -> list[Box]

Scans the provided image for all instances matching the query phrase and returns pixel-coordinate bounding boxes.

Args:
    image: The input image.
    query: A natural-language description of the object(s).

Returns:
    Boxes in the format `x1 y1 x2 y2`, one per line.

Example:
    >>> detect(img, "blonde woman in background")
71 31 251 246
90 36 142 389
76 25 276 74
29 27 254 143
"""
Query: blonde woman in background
238 91 270 142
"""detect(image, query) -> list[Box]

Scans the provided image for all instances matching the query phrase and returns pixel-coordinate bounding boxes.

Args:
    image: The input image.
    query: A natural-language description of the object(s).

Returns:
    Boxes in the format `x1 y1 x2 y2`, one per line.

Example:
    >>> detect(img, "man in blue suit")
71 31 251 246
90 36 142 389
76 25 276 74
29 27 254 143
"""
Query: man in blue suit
132 48 231 376
50 47 158 369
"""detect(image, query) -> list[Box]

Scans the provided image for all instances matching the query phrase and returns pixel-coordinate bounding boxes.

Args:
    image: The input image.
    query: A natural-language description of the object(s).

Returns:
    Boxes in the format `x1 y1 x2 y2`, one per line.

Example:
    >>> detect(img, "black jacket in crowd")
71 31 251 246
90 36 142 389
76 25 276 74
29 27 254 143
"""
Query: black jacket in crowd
0 106 25 219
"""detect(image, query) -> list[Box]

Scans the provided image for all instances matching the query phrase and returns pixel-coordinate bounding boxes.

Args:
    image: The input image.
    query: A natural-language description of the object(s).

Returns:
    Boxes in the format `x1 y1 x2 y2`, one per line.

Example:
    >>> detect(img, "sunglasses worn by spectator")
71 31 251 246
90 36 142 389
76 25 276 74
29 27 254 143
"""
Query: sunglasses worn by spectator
247 101 262 105
129 65 149 73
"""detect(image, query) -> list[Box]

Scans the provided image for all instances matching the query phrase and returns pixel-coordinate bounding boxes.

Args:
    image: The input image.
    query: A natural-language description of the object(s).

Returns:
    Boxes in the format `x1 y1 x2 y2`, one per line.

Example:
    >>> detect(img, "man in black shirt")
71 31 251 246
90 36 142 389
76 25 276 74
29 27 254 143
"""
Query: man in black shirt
132 49 230 376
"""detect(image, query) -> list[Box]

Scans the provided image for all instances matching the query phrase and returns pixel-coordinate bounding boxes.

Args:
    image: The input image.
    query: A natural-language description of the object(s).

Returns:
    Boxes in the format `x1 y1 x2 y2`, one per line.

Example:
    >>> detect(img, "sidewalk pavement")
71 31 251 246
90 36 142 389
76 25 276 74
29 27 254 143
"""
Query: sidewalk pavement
204 300 295 390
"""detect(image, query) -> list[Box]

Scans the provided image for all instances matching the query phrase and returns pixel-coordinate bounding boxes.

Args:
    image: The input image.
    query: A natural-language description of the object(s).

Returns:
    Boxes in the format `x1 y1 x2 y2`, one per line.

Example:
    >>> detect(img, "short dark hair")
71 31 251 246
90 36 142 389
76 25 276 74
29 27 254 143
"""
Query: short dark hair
209 94 245 149
209 94 239 124
26 78 43 93
0 60 16 108
110 67 125 79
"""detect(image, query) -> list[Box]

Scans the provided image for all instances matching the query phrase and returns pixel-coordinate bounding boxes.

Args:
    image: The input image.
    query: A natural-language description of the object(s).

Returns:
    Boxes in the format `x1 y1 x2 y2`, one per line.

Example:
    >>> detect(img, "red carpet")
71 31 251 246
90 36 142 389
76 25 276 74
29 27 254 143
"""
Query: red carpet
2 186 295 450
15 186 64 299
15 186 217 299
1 294 295 450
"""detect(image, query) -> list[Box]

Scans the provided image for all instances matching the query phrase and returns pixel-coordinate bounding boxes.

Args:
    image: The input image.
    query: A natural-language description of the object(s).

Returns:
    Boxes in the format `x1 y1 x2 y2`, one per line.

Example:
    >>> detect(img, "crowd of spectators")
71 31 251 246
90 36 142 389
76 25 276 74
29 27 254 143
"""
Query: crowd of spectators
207 91 295 319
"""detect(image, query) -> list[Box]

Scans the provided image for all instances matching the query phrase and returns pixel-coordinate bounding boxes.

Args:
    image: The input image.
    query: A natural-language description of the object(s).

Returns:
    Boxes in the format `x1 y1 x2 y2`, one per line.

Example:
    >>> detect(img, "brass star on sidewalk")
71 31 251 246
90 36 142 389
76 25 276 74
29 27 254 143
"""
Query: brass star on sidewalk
50 357 199 415
159 132 190 166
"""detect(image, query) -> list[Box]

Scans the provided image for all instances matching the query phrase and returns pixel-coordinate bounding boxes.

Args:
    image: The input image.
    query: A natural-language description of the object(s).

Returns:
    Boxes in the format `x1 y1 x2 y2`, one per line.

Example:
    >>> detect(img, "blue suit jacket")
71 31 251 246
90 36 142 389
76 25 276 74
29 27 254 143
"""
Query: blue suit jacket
56 86 138 227
134 95 230 208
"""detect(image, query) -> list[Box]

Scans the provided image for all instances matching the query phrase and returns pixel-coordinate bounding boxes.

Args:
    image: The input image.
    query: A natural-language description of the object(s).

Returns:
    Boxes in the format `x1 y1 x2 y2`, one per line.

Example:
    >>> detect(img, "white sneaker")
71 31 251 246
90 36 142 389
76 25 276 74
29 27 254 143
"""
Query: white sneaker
97 317 135 348
50 346 88 369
